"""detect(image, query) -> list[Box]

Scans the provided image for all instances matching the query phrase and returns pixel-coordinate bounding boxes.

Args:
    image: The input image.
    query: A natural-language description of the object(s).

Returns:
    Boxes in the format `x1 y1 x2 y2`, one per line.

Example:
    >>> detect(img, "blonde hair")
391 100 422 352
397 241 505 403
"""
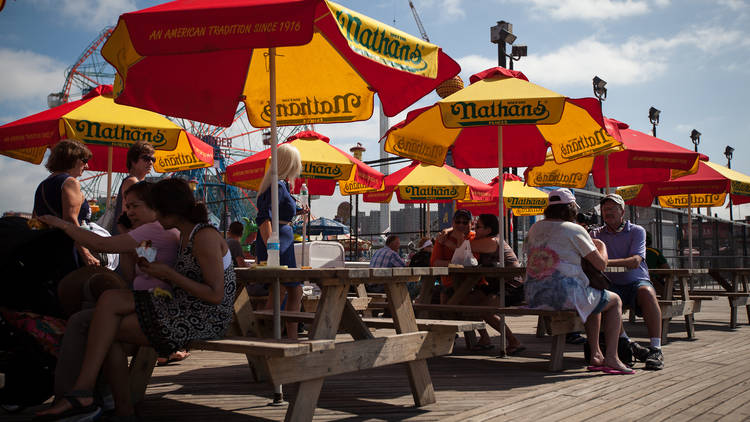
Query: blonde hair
258 143 302 193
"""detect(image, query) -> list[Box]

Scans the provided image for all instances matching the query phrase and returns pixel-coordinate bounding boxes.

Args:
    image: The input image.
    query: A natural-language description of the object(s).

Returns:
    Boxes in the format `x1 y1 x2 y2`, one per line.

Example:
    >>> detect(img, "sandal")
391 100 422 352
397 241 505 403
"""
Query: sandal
33 390 102 422
470 343 495 351
157 350 191 366
506 345 526 356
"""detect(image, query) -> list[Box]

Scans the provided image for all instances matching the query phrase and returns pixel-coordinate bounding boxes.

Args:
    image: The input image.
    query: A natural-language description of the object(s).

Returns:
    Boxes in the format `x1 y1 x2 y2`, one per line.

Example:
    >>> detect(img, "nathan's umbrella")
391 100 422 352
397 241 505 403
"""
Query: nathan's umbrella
363 161 493 235
0 85 213 203
103 4 459 403
457 174 548 217
226 130 383 265
383 67 620 262
526 118 703 191
617 161 750 268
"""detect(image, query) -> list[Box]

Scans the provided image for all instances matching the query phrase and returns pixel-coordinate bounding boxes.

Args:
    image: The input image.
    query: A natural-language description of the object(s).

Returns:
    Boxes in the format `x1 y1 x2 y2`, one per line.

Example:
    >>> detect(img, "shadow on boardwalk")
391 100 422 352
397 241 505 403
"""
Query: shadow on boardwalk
6 298 750 421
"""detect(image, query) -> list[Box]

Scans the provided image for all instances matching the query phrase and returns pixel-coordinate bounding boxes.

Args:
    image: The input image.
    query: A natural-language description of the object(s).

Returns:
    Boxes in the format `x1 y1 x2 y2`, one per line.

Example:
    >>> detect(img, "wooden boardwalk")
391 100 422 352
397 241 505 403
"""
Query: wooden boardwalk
9 298 750 421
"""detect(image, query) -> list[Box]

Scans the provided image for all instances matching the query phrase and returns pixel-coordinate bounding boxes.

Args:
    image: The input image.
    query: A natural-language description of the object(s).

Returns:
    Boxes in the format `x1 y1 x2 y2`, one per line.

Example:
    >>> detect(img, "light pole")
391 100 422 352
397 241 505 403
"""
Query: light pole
350 142 366 260
690 129 701 153
726 145 735 220
592 76 607 102
649 106 660 137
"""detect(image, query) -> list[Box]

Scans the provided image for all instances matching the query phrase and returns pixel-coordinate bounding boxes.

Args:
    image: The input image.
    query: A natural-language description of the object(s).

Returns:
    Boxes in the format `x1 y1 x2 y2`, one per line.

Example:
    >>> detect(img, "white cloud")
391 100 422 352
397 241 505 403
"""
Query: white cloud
516 0 650 20
414 0 466 21
0 48 66 105
0 156 49 215
717 0 746 10
457 26 745 89
30 0 136 30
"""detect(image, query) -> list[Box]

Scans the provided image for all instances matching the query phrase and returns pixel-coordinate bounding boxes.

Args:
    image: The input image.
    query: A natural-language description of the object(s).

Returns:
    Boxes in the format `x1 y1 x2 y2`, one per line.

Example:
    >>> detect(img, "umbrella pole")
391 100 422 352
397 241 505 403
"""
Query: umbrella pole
301 178 307 267
688 195 693 269
427 201 431 237
605 154 611 194
497 125 507 357
268 46 285 405
106 146 113 208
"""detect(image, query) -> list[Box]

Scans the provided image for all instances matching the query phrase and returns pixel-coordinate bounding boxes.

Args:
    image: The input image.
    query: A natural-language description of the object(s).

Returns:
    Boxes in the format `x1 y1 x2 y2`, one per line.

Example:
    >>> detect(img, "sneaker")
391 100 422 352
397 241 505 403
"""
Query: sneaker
566 332 586 345
630 341 650 362
644 347 664 370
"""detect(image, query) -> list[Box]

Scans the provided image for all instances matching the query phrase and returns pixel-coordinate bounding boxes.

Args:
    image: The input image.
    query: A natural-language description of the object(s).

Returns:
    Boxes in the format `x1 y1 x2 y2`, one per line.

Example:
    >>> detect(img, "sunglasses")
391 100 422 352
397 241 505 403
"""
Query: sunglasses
140 155 156 163
80 157 89 164
454 219 470 225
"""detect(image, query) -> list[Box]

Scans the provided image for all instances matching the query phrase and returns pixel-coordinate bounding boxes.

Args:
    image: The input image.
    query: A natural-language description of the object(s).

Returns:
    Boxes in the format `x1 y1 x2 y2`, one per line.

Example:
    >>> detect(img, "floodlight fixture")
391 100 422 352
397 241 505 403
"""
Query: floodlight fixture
592 76 607 101
690 129 701 152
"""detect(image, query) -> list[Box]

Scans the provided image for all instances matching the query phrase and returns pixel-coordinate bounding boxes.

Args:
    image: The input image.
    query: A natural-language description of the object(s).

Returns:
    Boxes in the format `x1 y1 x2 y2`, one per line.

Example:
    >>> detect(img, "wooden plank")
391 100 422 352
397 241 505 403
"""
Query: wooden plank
188 337 334 357
265 331 450 385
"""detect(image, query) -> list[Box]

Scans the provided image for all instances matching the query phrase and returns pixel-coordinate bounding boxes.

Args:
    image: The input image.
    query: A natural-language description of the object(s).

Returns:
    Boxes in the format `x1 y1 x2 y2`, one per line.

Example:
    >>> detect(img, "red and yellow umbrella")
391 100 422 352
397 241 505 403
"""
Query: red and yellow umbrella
362 161 492 204
225 130 383 195
102 0 460 128
526 118 703 189
457 174 548 217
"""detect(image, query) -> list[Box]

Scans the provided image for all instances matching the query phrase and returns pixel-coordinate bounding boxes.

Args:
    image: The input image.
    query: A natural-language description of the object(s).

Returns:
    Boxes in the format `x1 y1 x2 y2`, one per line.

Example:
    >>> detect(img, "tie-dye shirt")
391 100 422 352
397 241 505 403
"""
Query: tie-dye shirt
524 220 603 322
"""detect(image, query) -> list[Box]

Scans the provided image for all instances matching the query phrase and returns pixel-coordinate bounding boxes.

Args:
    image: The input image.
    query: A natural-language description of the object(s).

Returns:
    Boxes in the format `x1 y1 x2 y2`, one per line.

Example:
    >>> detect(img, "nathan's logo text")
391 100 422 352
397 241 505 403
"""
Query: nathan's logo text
558 128 613 159
616 186 641 200
662 194 723 207
390 137 445 164
732 181 750 196
532 171 586 187
506 197 547 207
404 185 458 198
74 120 167 147
158 153 202 169
449 100 549 124
261 94 362 123
303 162 344 178
333 6 430 74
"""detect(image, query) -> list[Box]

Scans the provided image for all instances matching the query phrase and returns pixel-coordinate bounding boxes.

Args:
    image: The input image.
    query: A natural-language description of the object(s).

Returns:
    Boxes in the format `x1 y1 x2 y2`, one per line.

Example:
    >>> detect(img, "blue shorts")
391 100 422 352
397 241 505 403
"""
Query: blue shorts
609 280 654 316
590 289 610 315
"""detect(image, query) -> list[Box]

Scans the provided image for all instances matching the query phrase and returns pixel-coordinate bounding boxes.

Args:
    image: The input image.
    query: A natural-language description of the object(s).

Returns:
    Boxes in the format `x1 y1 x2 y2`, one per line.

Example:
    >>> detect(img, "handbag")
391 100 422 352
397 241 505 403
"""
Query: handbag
581 258 611 290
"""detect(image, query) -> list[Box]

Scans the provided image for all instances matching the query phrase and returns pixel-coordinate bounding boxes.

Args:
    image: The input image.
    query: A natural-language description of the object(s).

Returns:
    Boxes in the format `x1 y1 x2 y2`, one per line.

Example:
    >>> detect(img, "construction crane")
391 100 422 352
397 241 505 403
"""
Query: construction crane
408 1 430 42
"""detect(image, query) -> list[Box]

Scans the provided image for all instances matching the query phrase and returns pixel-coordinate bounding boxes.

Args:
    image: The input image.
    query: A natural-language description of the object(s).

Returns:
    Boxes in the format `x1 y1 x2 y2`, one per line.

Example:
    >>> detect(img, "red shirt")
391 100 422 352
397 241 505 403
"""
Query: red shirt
430 231 475 287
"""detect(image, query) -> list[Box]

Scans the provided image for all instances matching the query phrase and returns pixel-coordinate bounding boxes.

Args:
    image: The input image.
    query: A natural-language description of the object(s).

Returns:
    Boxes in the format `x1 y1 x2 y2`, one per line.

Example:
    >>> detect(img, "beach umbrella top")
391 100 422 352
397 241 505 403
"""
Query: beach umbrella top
382 67 621 168
225 130 383 195
362 161 493 204
102 0 461 127
0 85 213 173
457 173 548 216
525 118 704 189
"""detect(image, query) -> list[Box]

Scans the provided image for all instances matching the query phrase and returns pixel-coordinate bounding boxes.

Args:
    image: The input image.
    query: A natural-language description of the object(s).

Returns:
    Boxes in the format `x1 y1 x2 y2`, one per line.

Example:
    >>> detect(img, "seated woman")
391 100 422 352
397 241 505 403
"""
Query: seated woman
441 214 524 354
41 181 182 402
36 178 237 420
524 188 633 374
33 138 99 267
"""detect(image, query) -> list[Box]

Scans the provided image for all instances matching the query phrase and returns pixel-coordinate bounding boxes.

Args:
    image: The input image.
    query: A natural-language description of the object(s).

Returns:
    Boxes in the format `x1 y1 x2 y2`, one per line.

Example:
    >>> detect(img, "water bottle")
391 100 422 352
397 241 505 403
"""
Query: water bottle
267 232 280 266
299 182 309 208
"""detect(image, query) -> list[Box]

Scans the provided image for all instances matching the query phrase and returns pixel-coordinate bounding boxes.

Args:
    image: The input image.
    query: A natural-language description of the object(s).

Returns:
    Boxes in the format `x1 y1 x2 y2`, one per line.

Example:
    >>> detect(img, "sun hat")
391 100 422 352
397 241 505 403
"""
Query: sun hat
548 188 578 207
600 193 625 209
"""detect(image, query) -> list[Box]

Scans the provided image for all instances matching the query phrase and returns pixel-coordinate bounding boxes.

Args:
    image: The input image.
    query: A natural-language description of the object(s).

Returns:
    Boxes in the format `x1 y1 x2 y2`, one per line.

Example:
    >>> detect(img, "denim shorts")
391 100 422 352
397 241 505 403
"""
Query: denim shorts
609 280 654 316
590 289 610 315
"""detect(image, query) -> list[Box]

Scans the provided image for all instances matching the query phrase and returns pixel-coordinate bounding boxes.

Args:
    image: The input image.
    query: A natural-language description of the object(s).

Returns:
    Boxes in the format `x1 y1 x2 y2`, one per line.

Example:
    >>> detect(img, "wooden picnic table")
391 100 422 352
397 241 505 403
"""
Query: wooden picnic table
701 268 750 328
230 266 457 421
648 268 708 341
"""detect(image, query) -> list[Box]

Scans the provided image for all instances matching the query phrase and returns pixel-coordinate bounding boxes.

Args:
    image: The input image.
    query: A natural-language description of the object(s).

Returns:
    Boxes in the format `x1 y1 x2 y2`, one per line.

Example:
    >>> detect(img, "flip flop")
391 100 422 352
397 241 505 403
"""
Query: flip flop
587 365 607 372
602 366 636 375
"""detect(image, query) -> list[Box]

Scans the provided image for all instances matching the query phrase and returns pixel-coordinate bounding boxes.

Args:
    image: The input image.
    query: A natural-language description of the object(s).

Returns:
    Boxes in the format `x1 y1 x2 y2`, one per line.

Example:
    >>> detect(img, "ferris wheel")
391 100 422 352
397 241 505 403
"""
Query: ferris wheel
53 27 309 226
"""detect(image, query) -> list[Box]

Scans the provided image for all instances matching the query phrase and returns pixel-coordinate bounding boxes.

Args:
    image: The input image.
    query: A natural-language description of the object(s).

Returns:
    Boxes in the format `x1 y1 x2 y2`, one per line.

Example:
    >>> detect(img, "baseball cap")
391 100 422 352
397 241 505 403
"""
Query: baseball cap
600 193 625 209
548 188 578 207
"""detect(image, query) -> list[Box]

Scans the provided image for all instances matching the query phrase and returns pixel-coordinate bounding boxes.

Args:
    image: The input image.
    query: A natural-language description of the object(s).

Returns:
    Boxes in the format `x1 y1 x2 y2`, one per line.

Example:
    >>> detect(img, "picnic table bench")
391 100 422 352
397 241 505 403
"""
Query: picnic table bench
129 266 468 422
694 268 750 328
648 268 708 342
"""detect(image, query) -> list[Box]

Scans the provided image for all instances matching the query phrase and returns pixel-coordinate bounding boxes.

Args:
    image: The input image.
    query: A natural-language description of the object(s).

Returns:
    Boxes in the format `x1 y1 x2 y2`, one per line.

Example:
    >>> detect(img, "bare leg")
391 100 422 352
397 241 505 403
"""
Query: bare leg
37 289 147 417
584 311 604 367
637 285 662 339
600 292 629 371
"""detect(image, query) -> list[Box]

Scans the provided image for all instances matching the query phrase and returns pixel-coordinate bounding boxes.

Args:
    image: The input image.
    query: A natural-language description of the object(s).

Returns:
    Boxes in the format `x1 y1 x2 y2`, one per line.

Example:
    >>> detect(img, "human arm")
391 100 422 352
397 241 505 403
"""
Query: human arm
584 238 609 272
37 214 140 253
61 177 100 266
115 176 138 233
606 255 642 270
139 229 228 304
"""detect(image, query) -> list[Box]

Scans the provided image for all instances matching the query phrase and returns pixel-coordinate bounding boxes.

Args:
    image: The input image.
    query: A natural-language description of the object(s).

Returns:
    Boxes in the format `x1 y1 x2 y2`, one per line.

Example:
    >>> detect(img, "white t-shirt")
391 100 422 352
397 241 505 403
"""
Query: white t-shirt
524 220 603 322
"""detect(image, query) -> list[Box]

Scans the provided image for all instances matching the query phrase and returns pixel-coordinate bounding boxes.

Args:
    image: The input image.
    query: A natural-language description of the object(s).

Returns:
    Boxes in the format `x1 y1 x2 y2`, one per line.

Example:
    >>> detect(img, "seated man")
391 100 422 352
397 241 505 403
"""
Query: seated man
368 235 405 292
591 194 664 370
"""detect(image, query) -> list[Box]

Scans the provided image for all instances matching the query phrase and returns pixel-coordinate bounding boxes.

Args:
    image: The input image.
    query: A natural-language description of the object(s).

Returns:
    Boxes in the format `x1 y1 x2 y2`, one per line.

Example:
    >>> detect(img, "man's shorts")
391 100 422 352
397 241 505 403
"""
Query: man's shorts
608 280 654 316
590 289 610 315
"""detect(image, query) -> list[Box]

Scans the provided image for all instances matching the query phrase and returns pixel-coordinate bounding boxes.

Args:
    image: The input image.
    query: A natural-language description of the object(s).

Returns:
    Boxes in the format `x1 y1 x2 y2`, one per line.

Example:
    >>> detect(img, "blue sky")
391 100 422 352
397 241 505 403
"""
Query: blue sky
1 0 749 220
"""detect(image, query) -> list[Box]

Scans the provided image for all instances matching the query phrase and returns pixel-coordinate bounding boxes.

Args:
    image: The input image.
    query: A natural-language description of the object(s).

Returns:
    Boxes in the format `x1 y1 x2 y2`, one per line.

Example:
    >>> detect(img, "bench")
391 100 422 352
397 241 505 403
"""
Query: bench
392 303 582 371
